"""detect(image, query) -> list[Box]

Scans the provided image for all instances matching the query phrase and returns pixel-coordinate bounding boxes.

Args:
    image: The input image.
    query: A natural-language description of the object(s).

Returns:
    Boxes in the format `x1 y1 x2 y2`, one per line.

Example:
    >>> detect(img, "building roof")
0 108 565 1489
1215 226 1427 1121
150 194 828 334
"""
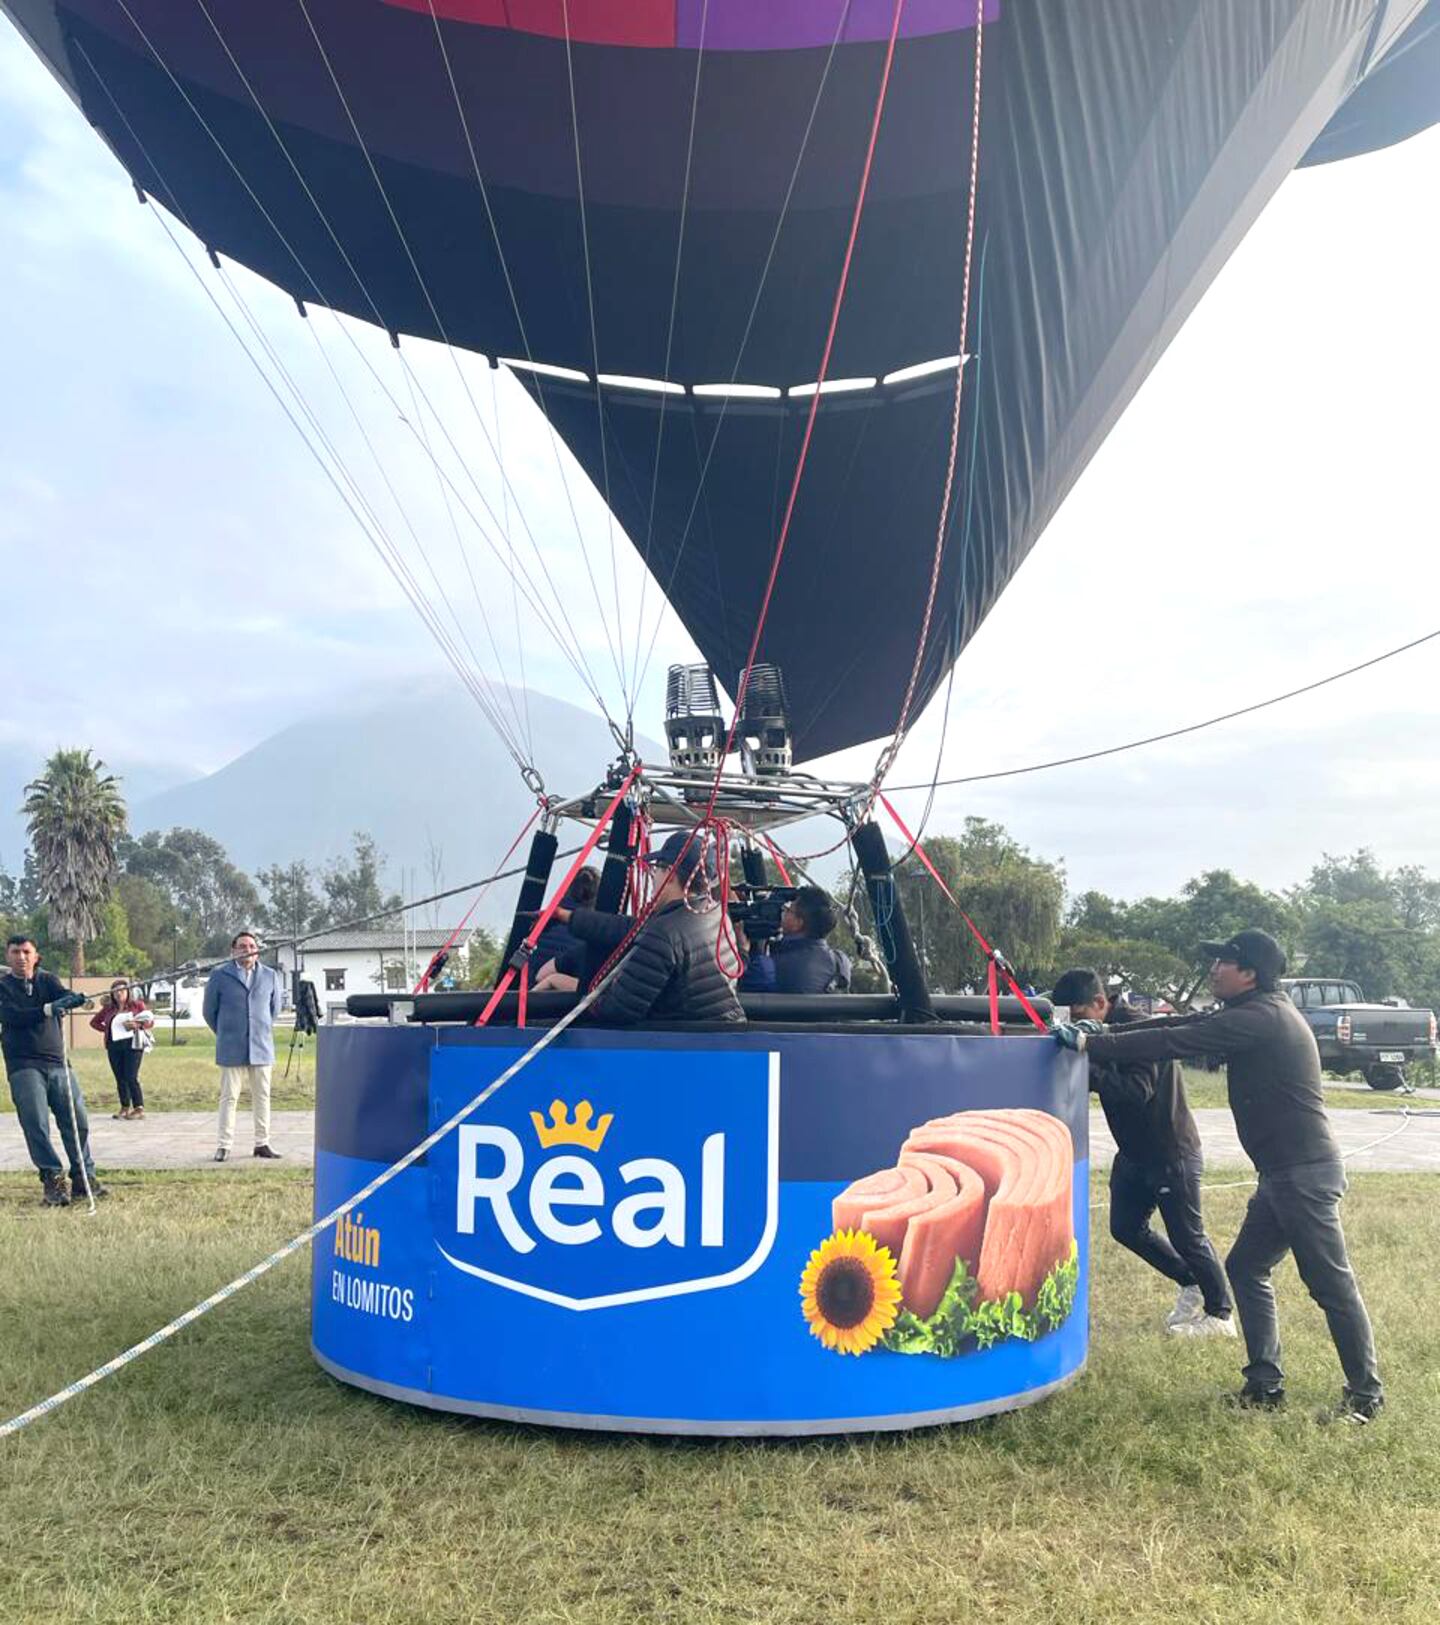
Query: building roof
296 928 470 954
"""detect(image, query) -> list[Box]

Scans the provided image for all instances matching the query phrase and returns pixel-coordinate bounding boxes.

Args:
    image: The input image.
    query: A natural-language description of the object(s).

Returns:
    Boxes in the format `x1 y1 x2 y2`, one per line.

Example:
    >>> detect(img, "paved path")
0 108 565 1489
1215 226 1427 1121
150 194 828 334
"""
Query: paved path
3 1106 1438 1175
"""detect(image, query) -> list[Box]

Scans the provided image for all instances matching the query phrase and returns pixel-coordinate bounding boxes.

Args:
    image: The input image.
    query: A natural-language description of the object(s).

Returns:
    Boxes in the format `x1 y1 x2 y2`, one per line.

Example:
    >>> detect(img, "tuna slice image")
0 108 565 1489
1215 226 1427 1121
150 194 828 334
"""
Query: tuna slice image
831 1154 959 1257
895 1150 989 1318
829 1108 1076 1329
905 1109 1074 1309
831 1163 929 1241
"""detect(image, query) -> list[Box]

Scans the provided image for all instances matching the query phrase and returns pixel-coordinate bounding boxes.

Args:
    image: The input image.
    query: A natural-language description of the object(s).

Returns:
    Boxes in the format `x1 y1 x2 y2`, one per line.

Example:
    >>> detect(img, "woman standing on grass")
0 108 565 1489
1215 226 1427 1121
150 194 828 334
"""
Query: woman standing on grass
89 979 154 1120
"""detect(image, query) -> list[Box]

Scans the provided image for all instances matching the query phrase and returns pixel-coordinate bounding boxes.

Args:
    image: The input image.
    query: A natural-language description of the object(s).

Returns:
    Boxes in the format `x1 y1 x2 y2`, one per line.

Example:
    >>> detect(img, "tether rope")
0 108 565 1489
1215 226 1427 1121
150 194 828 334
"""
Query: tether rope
1088 1107 1419 1209
0 975 612 1441
885 626 1440 793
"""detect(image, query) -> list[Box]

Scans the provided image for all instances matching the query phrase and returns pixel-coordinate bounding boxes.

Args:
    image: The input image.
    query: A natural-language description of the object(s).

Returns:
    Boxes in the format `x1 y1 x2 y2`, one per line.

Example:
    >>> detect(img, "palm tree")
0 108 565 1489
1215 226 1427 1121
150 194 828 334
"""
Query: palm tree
23 749 127 977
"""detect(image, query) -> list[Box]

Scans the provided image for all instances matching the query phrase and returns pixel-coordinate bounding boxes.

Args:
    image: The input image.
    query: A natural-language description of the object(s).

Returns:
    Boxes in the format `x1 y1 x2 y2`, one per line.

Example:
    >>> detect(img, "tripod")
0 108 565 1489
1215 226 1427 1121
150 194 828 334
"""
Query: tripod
283 973 320 1080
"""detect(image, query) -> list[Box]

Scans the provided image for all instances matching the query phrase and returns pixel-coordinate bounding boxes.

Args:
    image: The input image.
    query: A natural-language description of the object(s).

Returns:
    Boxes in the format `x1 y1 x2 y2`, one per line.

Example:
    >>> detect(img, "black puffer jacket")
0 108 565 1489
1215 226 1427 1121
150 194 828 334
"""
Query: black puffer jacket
1088 1003 1201 1171
591 900 745 1025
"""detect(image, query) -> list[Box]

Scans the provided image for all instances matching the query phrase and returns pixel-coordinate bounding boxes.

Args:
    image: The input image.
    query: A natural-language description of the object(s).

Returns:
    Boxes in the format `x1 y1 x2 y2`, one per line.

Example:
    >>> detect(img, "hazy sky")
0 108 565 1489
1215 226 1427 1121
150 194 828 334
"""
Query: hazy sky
1 21 1437 903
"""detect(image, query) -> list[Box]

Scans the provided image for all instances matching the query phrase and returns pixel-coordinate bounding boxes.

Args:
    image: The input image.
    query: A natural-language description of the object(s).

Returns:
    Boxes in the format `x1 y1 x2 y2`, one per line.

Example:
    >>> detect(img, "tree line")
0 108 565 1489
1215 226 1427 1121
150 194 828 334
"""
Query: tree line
0 748 432 978
6 750 1438 1013
882 816 1440 1012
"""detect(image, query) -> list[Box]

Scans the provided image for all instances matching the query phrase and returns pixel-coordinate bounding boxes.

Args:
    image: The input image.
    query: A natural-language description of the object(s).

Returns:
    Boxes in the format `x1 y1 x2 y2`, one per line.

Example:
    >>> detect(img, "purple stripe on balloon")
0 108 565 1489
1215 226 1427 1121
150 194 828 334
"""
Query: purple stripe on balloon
676 0 996 52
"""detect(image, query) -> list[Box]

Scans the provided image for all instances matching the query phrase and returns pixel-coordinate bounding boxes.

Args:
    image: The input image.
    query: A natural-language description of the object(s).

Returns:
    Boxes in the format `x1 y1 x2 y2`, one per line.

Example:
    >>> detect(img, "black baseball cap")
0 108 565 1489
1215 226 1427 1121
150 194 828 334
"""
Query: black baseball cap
1199 928 1287 981
643 828 718 883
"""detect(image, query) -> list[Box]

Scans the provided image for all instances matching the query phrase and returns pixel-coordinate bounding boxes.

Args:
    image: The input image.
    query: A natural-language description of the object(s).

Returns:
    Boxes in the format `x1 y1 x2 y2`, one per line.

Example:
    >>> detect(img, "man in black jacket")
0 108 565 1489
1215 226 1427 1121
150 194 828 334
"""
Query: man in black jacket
1052 968 1232 1337
0 934 105 1206
590 831 745 1026
738 886 852 995
1056 929 1382 1422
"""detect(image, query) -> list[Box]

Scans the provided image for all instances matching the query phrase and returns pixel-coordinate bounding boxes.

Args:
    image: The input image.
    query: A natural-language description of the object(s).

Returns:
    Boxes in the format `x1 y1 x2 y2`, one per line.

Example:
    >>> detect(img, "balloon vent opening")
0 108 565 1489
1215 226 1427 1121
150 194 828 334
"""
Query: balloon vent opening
665 664 726 775
738 664 793 779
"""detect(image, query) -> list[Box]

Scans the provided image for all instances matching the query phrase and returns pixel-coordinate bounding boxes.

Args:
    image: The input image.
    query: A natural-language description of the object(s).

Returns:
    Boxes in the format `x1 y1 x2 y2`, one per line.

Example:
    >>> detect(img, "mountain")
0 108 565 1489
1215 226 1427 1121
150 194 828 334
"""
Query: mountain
129 683 665 928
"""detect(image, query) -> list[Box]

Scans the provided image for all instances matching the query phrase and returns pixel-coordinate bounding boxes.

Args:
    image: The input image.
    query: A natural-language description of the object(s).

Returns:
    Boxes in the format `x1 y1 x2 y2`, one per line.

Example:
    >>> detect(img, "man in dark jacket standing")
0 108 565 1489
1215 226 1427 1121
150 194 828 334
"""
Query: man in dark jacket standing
1051 968 1231 1337
0 934 105 1206
1056 929 1382 1422
591 831 744 1026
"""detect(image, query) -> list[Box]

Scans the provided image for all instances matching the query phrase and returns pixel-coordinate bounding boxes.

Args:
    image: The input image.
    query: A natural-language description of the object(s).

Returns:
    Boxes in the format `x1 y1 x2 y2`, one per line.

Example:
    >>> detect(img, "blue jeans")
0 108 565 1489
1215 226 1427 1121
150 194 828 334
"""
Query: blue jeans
7 1064 95 1182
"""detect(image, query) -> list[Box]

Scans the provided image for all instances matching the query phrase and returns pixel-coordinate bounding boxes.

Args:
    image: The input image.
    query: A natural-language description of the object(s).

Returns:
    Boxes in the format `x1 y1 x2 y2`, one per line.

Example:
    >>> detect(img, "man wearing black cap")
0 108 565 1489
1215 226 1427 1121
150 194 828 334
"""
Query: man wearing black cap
1050 967 1232 1339
1055 928 1383 1422
589 830 745 1026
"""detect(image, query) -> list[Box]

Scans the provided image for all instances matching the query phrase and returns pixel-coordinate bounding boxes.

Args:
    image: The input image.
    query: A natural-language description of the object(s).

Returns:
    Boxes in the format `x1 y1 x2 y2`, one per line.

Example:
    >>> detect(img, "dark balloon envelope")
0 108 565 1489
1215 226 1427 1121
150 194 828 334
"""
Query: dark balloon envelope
5 0 1437 759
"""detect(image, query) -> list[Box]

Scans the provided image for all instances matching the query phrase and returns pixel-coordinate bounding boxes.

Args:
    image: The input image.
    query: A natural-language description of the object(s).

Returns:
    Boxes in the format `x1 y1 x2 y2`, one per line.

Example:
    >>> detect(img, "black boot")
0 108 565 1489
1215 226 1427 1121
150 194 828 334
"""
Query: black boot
41 1171 70 1207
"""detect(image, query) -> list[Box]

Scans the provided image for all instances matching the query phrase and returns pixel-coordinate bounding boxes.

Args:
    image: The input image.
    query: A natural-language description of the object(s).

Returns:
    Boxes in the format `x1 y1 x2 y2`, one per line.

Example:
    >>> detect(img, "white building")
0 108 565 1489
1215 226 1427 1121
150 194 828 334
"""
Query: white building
278 928 475 1020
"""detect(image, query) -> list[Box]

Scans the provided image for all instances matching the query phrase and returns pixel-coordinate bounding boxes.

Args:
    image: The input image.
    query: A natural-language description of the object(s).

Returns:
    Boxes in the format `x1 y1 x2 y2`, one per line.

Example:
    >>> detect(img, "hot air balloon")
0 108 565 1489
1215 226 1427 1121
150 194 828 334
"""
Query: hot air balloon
5 0 1436 1435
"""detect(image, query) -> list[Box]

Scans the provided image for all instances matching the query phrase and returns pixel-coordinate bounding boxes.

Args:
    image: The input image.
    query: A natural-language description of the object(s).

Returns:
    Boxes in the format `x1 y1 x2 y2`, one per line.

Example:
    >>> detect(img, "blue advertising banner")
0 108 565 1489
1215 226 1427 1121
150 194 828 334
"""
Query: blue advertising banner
312 1026 1089 1435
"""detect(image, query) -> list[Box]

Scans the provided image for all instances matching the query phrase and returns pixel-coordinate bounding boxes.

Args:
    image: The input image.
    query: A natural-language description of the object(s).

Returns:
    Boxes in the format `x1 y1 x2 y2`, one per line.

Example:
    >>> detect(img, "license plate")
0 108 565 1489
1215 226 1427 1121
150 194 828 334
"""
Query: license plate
1378 1051 1405 1063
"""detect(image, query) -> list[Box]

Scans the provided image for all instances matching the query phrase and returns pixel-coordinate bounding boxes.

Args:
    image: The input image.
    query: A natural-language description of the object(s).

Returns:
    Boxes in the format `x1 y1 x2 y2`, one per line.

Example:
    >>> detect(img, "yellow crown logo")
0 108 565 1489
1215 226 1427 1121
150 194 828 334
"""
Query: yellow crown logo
530 1098 614 1152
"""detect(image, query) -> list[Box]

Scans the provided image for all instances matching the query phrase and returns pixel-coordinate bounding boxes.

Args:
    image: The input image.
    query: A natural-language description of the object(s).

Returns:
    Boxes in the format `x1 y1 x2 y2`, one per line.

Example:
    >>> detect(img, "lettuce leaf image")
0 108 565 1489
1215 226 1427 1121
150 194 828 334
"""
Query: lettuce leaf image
880 1242 1079 1358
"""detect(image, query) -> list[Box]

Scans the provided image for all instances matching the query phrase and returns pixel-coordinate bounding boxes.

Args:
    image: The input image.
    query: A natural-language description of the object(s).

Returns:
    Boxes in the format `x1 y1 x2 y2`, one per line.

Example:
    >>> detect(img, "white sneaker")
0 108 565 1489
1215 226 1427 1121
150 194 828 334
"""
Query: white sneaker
1166 1285 1204 1328
1169 1314 1238 1339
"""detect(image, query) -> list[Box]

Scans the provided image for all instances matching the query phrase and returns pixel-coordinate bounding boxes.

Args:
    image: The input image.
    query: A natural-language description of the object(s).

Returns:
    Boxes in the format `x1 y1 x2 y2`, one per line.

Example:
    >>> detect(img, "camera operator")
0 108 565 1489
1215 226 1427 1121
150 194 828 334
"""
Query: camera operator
738 885 852 995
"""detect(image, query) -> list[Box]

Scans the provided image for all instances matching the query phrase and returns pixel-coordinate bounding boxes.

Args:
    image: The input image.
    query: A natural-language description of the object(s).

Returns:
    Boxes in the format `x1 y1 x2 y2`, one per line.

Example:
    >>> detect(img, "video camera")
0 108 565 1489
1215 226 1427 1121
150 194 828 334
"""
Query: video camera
726 884 799 945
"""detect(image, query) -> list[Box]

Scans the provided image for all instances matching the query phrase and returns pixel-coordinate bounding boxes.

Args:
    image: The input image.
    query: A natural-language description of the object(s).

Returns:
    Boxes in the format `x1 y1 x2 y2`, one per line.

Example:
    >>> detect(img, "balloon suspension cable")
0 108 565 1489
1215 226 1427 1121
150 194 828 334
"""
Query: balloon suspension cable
706 0 909 829
878 793 1048 1034
414 800 547 994
872 1 985 798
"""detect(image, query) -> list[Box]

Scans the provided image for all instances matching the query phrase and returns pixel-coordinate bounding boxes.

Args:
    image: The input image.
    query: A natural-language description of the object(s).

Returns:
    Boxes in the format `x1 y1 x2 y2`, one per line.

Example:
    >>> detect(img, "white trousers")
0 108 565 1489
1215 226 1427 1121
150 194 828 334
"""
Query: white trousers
216 1065 273 1151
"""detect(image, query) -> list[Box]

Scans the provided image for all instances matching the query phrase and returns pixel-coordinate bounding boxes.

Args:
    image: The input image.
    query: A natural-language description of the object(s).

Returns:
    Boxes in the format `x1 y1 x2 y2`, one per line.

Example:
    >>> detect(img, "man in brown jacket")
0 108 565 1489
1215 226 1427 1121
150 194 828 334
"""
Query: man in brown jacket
1055 929 1382 1422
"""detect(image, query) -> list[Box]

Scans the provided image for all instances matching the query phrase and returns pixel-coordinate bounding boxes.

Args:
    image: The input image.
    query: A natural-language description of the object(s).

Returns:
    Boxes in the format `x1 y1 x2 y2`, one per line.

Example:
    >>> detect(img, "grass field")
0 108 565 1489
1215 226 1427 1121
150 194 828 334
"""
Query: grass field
1 1168 1435 1624
0 1029 317 1116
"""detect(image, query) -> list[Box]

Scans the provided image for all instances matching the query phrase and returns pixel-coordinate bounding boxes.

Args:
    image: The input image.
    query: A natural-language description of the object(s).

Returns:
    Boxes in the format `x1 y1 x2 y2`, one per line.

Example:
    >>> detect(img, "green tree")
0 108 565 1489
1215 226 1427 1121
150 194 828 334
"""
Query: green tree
257 861 328 941
1048 929 1190 1000
892 817 1064 991
87 896 148 978
114 871 178 972
456 927 502 989
321 833 402 930
23 748 127 976
120 827 260 957
1118 870 1296 1008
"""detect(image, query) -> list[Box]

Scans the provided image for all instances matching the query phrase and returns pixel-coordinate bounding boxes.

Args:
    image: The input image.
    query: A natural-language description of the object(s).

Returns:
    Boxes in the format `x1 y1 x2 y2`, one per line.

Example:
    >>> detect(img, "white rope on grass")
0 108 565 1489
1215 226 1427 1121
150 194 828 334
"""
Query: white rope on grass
0 982 607 1441
1087 1106 1418 1209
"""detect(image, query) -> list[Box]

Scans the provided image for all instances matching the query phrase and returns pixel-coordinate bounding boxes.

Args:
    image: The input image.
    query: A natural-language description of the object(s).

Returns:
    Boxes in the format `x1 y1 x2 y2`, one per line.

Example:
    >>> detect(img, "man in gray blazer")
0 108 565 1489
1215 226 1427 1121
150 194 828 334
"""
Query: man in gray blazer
203 930 285 1163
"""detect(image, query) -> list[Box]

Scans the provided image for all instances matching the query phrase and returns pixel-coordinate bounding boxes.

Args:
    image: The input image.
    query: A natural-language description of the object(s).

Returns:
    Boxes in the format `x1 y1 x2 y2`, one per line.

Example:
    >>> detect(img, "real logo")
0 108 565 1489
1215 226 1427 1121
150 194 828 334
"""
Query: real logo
457 1098 726 1253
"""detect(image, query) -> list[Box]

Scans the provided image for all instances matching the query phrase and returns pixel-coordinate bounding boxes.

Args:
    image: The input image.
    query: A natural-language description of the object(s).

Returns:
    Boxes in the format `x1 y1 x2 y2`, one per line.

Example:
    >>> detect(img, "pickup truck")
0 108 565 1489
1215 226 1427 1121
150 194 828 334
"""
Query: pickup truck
1282 977 1437 1091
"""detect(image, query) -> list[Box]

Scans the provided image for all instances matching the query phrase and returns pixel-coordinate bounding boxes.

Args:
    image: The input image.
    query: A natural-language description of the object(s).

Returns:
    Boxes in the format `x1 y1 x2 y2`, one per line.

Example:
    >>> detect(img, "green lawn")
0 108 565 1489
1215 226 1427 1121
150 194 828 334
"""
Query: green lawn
0 1169 1434 1624
0 1028 317 1115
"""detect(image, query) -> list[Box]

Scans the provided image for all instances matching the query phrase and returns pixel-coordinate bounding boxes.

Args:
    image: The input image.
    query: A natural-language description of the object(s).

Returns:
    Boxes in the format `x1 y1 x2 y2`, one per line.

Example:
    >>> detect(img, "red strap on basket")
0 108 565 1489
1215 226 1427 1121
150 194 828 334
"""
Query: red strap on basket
414 803 544 994
877 793 1049 1034
474 763 643 1027
516 962 529 1030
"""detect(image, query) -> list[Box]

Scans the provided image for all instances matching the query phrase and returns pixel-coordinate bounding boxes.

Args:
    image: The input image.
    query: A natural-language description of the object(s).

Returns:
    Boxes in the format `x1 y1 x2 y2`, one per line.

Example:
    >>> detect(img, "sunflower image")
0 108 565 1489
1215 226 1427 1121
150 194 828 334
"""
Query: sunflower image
799 1230 903 1355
